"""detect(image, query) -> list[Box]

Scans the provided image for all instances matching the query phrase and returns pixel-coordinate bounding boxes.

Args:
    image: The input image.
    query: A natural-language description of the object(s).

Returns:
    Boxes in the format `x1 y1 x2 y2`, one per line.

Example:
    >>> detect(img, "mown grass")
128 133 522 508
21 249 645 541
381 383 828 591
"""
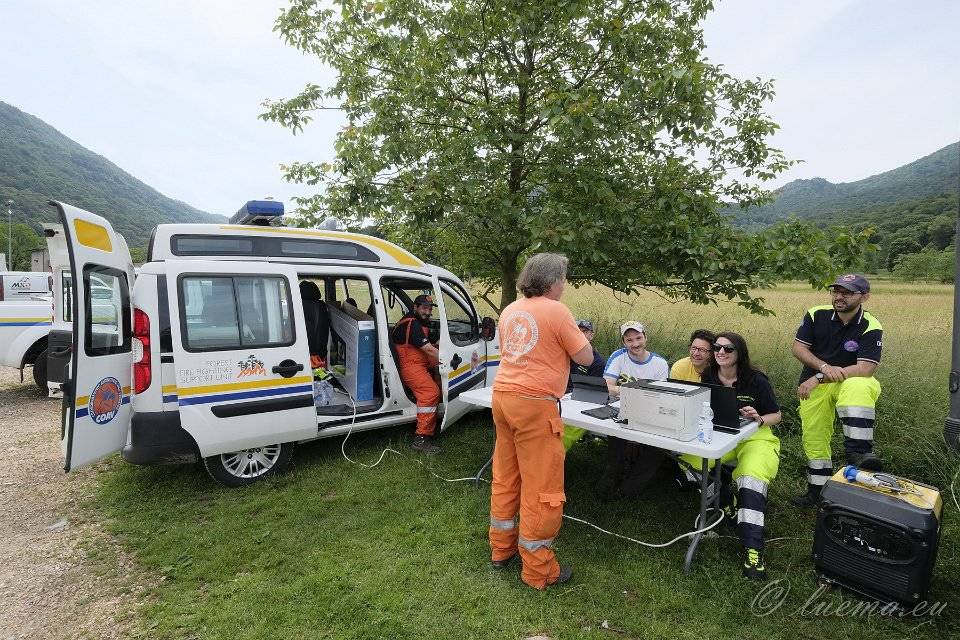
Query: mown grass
94 281 960 639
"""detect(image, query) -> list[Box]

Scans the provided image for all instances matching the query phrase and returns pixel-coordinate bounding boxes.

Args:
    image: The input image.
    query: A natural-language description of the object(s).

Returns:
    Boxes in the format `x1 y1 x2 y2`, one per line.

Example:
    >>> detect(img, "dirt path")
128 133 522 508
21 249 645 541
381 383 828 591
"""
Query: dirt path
0 369 143 639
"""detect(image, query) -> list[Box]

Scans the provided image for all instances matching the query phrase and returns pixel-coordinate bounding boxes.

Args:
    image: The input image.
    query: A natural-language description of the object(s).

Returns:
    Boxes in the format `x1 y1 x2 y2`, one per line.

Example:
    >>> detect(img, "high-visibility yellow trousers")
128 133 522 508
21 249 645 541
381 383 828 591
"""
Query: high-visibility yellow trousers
679 426 780 550
800 376 880 491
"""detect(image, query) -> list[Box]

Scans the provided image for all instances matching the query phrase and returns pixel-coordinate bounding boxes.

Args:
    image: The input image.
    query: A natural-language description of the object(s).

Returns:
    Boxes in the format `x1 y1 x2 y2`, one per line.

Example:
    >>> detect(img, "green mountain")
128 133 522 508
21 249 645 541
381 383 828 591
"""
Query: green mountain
0 101 224 251
733 141 959 227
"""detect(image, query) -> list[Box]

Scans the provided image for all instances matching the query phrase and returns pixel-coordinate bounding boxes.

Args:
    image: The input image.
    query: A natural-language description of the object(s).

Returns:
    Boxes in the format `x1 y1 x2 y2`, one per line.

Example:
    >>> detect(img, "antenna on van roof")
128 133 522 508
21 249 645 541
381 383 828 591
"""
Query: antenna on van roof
229 200 284 226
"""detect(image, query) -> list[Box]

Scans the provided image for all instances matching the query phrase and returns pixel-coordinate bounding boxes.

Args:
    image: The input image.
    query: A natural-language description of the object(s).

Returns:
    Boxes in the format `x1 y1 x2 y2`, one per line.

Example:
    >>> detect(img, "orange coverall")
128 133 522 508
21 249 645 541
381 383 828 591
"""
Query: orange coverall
488 295 588 589
393 314 441 436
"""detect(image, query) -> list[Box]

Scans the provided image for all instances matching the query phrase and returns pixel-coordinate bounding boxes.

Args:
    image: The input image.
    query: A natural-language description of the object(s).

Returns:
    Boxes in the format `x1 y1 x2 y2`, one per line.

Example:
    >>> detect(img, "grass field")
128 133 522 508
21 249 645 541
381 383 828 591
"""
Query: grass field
91 281 959 639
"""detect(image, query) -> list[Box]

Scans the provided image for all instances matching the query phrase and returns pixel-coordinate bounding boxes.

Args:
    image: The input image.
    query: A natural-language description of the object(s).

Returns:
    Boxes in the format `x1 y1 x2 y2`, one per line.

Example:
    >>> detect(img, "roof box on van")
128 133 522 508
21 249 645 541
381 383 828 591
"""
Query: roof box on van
229 200 284 226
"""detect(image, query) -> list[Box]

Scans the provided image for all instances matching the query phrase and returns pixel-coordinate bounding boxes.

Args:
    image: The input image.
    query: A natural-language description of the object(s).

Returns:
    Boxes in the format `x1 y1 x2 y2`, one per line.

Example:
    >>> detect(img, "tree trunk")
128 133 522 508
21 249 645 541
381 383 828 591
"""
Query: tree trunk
499 259 519 312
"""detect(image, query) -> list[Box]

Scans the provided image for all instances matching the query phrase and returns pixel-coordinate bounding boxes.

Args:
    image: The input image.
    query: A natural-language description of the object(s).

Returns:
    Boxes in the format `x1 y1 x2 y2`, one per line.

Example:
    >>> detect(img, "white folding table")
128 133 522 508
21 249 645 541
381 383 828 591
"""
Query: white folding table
458 386 759 573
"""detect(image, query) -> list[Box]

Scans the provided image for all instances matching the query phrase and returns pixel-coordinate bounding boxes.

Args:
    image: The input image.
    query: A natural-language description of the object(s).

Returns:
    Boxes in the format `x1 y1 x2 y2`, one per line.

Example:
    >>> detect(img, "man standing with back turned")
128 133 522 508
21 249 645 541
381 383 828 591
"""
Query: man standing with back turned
488 253 595 590
791 274 883 507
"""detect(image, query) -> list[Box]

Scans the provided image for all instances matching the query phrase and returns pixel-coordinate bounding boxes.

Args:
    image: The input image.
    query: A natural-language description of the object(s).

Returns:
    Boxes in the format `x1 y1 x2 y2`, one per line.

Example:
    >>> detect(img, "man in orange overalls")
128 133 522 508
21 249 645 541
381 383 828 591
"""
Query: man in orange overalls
392 294 443 453
489 253 595 590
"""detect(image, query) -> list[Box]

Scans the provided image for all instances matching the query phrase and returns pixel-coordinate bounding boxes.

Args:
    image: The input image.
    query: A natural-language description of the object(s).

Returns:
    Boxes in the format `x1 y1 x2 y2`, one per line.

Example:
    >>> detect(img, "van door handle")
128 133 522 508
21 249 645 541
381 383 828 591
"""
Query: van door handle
450 354 462 369
272 360 304 378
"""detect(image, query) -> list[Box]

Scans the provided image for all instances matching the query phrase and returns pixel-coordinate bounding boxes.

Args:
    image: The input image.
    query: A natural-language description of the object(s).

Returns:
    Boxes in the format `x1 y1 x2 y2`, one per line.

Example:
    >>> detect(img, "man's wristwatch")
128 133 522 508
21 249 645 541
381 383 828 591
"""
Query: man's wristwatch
814 372 825 382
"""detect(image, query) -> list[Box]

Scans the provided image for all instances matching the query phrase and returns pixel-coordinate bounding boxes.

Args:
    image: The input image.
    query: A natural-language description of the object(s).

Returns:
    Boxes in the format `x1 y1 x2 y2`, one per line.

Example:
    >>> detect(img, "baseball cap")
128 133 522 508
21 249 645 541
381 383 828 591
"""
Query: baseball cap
620 321 646 336
413 294 437 307
576 319 594 332
829 274 870 294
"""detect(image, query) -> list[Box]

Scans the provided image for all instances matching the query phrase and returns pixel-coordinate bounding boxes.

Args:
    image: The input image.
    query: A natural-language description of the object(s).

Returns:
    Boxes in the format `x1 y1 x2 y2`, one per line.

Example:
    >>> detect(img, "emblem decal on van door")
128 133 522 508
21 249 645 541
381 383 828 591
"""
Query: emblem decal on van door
89 377 122 425
237 355 267 377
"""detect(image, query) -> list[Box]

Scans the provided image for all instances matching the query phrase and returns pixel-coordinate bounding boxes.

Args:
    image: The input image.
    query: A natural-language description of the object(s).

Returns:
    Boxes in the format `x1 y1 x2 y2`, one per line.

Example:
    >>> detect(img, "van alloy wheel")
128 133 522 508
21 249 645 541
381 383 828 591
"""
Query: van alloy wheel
203 442 294 487
221 445 283 479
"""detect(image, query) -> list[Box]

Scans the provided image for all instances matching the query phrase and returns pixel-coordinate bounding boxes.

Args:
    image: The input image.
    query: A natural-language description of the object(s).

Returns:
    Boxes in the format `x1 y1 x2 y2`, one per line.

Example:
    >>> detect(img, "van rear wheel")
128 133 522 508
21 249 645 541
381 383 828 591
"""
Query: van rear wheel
203 442 294 487
32 348 49 391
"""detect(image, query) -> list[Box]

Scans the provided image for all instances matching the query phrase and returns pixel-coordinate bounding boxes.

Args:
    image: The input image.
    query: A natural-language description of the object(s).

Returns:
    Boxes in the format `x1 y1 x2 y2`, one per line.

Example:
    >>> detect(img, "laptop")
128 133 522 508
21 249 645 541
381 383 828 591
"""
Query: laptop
667 378 751 431
571 374 621 420
570 374 611 405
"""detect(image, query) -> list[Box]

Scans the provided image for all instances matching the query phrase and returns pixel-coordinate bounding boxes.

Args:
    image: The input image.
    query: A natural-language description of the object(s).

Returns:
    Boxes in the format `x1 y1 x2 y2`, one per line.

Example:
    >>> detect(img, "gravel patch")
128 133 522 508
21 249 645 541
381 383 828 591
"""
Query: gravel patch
0 368 146 639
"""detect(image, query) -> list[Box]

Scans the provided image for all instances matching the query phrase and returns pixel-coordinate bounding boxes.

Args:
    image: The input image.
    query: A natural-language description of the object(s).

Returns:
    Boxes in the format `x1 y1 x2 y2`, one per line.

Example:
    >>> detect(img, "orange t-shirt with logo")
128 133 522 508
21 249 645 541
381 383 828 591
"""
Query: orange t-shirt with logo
493 295 589 399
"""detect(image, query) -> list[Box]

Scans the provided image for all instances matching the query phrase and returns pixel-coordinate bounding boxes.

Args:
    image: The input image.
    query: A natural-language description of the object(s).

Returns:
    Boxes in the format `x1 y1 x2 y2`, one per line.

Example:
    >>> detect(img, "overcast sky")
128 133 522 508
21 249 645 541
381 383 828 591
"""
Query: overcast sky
1 0 957 216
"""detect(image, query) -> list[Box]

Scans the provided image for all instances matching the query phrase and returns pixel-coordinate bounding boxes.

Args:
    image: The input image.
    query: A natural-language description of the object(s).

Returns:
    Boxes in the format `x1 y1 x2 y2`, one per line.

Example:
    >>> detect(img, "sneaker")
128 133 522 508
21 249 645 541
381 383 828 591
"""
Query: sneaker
491 552 518 570
847 452 882 472
411 435 441 454
790 489 821 508
545 565 573 588
742 548 766 581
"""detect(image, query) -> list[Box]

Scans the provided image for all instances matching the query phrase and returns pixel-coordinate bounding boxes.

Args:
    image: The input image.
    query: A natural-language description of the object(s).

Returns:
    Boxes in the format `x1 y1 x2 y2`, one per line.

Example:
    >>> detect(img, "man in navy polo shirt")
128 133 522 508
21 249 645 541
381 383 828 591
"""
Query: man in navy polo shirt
791 274 883 507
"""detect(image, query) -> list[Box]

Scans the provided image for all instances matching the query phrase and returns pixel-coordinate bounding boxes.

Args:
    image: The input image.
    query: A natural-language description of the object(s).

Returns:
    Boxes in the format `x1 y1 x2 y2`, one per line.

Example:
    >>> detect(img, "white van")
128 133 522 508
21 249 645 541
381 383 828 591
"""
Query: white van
47 201 500 486
0 271 52 301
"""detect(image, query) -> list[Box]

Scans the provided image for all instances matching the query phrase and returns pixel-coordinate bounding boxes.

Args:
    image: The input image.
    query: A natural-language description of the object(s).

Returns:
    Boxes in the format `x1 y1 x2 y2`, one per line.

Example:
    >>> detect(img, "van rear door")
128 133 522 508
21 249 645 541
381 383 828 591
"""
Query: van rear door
48 202 135 471
164 261 317 456
436 278 486 430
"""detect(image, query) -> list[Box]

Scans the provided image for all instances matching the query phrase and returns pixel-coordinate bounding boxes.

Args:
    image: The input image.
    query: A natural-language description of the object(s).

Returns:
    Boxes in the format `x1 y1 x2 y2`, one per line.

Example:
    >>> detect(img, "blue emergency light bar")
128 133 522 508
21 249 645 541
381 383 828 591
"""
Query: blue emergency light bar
229 200 285 226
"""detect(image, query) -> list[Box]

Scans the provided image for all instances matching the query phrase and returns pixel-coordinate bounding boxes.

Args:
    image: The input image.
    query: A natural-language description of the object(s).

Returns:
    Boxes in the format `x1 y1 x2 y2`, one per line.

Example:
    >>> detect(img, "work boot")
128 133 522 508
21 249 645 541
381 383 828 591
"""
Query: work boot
490 552 518 570
790 487 821 508
411 435 441 454
545 565 573 588
846 451 882 472
742 548 767 581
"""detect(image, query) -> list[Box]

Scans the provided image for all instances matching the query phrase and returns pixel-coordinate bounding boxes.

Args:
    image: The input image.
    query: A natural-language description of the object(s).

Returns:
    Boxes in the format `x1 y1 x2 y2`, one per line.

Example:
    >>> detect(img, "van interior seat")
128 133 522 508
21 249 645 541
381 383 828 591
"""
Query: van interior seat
299 281 329 360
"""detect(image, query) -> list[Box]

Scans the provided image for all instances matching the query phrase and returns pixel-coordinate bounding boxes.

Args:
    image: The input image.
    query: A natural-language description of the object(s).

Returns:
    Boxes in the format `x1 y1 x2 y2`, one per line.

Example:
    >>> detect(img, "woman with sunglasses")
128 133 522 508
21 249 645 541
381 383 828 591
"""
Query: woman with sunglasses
680 331 782 581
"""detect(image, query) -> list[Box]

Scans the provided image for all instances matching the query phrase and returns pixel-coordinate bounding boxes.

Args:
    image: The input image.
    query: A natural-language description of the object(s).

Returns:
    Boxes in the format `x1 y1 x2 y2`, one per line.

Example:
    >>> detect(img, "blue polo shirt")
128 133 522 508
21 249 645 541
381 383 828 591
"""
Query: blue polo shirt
795 304 882 384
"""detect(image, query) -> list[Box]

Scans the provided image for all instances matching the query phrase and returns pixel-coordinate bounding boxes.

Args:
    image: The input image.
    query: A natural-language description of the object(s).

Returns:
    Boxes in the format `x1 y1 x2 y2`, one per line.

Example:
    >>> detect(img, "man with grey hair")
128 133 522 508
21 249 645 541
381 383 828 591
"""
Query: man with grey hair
488 252 595 590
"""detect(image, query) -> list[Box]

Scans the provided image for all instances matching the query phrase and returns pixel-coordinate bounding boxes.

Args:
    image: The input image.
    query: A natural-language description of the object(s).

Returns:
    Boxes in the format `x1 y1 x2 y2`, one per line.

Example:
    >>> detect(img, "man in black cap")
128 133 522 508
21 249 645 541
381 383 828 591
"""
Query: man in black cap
791 274 883 507
392 294 442 453
569 319 606 380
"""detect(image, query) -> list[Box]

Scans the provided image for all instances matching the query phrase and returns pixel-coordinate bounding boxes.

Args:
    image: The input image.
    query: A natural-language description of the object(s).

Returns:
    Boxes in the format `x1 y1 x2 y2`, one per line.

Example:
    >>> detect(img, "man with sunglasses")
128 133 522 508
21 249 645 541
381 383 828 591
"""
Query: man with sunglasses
791 274 883 507
670 329 717 382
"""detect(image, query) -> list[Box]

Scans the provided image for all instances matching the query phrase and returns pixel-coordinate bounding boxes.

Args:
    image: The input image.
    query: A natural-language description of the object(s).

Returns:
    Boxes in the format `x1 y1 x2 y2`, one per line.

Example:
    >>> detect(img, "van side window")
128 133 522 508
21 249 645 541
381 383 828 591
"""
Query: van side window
179 275 294 352
83 266 131 356
439 282 479 346
62 271 73 322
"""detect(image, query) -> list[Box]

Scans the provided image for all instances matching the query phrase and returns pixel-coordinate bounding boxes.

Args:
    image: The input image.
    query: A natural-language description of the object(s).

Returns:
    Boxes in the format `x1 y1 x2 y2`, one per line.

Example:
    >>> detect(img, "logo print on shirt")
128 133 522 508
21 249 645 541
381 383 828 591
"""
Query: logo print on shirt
502 310 539 363
843 340 859 352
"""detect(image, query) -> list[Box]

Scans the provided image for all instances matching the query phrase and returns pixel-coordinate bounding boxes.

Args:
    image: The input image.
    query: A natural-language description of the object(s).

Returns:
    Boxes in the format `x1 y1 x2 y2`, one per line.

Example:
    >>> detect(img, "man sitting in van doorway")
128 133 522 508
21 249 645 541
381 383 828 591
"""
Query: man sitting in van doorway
392 294 443 453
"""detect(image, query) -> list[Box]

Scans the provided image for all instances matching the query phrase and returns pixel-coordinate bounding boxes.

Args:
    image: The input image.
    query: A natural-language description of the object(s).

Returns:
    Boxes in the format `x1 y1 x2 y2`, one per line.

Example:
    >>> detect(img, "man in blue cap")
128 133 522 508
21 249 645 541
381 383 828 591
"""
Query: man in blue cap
791 274 883 507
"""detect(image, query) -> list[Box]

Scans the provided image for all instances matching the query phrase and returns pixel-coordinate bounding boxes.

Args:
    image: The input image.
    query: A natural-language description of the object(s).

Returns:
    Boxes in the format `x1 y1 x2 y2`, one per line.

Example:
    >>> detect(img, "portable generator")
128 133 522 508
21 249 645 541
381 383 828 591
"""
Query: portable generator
813 467 942 605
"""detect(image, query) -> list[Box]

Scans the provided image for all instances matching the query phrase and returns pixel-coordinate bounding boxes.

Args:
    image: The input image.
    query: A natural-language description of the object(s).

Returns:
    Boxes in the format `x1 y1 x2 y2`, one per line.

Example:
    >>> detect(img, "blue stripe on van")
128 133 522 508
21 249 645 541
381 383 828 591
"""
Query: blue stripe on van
162 394 178 404
177 384 313 407
449 360 499 388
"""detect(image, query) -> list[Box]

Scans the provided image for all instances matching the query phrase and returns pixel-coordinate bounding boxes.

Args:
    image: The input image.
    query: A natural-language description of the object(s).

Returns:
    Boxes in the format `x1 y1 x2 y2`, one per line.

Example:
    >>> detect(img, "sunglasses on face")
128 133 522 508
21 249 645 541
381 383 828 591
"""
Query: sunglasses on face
712 344 737 353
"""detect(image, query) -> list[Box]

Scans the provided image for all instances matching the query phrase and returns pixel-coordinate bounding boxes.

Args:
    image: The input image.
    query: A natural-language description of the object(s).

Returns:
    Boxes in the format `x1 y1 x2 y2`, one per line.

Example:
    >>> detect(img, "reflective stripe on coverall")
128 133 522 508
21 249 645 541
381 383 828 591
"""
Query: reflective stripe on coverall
489 391 566 590
394 316 441 437
800 376 881 492
679 426 780 550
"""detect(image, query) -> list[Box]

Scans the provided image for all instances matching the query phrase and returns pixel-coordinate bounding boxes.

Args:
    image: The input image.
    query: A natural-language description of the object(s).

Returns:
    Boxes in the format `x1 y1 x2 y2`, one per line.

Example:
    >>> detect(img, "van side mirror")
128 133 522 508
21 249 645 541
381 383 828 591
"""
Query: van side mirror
480 316 496 341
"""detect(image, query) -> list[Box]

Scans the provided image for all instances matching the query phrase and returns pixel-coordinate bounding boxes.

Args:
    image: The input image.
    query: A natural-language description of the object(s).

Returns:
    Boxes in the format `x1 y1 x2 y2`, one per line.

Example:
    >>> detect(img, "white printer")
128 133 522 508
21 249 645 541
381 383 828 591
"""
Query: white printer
618 380 710 441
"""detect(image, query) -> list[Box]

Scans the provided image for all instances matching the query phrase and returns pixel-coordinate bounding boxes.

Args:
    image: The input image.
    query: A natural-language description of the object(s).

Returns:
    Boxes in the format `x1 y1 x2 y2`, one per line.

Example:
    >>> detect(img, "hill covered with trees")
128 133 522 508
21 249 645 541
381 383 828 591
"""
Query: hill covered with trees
0 101 223 253
732 141 958 229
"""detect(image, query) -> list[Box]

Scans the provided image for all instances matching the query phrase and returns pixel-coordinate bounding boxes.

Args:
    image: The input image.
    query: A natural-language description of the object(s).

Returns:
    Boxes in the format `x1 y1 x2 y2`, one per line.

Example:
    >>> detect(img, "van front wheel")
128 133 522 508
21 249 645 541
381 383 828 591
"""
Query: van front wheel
203 443 294 487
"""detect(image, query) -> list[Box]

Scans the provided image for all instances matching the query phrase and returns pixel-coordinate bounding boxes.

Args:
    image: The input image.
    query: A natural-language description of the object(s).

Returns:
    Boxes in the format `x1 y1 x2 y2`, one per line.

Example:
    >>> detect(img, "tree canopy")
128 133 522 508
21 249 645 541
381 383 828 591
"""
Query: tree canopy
264 0 870 313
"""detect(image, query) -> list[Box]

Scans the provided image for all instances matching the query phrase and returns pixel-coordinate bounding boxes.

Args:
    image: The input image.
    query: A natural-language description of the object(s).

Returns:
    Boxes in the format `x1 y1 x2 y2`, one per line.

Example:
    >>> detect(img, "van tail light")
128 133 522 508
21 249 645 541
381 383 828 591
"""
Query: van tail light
132 308 151 394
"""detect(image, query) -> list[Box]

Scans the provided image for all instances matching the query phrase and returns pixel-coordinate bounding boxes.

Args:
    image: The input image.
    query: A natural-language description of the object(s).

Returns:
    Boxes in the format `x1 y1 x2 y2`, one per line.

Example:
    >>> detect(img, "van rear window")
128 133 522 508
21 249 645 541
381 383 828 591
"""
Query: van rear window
170 235 379 262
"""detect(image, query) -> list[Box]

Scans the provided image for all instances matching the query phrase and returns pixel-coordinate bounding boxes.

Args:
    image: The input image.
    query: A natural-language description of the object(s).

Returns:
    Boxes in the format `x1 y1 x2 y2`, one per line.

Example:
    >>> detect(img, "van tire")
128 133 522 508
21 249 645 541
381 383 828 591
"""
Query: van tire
32 349 49 391
202 442 294 487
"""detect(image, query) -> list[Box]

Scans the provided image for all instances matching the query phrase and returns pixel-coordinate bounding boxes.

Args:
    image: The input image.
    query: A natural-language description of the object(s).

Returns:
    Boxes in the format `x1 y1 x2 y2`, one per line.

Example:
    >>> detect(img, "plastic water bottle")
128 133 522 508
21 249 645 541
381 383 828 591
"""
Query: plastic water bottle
697 401 714 445
313 380 333 407
842 465 884 487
